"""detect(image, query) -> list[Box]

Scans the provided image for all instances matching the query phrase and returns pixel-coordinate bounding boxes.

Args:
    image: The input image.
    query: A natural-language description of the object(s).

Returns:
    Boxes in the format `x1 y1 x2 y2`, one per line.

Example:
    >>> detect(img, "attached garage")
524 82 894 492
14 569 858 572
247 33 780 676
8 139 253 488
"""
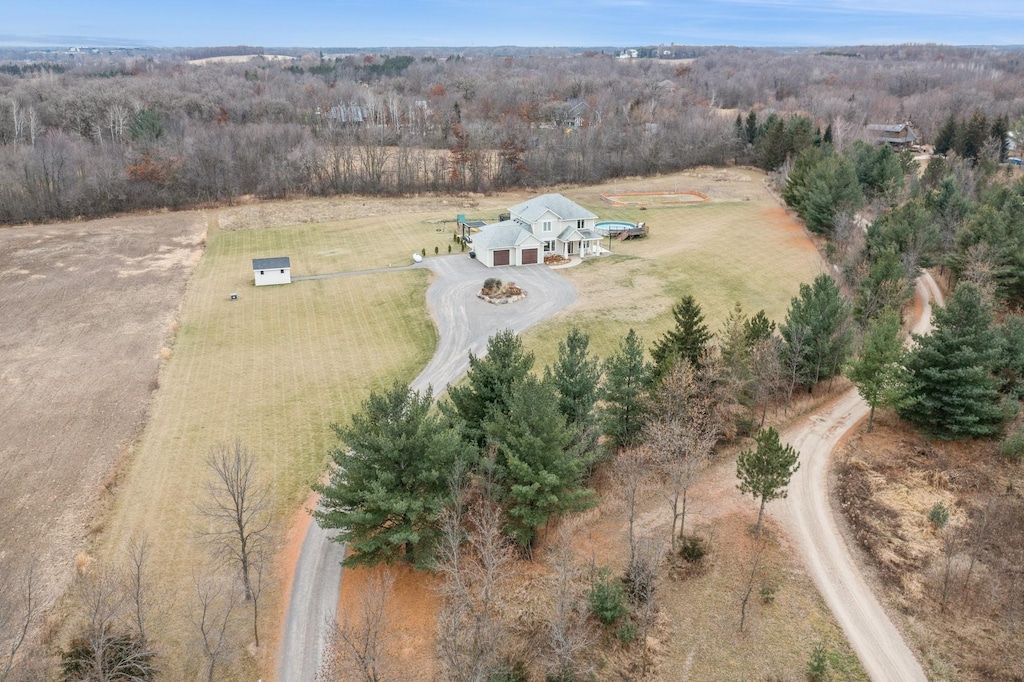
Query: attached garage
472 221 543 268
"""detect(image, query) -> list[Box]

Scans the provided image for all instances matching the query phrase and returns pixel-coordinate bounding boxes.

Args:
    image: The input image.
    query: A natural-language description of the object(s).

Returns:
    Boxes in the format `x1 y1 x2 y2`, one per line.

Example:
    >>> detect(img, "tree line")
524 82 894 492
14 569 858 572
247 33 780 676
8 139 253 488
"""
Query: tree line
2 44 1023 224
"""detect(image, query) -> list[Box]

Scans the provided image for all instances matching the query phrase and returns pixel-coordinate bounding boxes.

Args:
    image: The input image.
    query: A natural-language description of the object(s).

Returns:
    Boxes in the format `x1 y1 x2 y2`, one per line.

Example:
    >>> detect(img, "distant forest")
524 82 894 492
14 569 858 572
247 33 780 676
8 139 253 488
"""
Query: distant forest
0 44 1022 224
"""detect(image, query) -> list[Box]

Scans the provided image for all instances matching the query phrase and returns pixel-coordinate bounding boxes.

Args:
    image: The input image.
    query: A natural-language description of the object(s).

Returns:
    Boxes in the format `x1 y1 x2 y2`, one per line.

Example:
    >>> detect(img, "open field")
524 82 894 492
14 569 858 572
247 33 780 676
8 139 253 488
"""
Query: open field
0 212 205 647
15 166 839 679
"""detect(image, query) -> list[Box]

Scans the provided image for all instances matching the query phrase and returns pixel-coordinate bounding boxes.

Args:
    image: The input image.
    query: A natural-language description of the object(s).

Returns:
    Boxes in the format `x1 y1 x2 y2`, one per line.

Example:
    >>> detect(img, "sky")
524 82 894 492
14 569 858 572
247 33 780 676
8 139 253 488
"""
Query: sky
2 0 1023 49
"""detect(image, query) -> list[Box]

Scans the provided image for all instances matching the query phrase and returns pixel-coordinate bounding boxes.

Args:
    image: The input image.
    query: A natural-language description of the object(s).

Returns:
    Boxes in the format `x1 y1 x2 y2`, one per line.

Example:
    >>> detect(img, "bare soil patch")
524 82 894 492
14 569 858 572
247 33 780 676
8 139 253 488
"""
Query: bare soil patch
835 417 1024 680
0 212 205 639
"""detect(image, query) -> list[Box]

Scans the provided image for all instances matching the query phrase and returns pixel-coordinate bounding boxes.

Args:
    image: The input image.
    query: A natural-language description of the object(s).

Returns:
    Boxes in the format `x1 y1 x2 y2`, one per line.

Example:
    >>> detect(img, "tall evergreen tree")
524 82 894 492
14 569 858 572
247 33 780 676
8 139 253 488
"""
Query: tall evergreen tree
900 283 1005 439
744 309 776 346
780 274 854 391
855 247 913 323
783 146 863 235
991 114 1010 161
745 110 758 145
484 375 593 548
444 329 534 447
846 309 909 432
650 294 712 376
545 327 603 464
933 113 958 156
602 329 654 450
316 382 476 568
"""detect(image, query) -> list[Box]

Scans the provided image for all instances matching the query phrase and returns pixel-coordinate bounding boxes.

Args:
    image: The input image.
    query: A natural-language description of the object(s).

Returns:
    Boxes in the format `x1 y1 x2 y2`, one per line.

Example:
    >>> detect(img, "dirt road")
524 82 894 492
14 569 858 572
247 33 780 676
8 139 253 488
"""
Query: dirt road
277 256 576 681
777 271 943 682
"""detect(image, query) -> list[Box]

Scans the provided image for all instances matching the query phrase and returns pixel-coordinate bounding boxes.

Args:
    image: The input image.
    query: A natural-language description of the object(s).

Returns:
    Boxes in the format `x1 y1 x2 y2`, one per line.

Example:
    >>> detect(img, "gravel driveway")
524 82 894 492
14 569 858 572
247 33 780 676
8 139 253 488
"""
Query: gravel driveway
278 255 577 681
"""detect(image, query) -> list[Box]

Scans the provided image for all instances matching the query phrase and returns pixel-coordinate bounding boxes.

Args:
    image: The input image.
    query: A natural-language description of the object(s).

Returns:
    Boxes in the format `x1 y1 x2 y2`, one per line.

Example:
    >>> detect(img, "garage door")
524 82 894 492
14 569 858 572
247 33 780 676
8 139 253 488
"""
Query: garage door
493 249 510 266
521 248 538 265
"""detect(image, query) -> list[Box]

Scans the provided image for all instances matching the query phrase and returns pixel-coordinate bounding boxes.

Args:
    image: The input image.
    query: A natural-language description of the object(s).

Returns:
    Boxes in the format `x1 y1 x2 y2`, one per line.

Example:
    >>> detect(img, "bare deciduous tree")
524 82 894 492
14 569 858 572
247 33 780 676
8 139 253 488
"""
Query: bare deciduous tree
544 527 596 682
644 363 722 552
189 573 241 682
435 493 512 682
318 570 396 682
62 560 157 682
613 446 653 566
0 563 38 682
198 439 272 647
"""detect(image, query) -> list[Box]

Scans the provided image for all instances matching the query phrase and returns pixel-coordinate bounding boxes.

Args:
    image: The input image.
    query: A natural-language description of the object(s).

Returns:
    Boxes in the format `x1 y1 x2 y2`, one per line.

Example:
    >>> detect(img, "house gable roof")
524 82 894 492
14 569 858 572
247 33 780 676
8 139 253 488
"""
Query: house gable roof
867 123 917 143
558 225 603 242
253 256 291 270
508 193 597 223
472 221 541 251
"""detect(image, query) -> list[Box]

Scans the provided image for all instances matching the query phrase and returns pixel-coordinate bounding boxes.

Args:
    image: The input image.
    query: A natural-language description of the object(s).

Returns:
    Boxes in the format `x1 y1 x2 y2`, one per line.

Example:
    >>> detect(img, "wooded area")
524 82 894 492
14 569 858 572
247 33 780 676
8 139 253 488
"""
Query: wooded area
1 44 1023 224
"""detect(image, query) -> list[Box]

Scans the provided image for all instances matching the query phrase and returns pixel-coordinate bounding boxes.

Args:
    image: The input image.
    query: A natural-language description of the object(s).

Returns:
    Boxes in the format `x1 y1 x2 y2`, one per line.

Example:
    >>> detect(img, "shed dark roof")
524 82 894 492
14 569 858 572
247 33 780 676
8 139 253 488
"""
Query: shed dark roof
253 257 291 270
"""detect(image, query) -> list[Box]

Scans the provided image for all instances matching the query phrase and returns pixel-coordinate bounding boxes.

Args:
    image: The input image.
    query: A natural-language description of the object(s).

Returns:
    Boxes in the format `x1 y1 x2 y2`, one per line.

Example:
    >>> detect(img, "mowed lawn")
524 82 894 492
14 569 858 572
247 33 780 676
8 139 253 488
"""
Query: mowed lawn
90 169 827 678
523 190 825 369
93 213 439 678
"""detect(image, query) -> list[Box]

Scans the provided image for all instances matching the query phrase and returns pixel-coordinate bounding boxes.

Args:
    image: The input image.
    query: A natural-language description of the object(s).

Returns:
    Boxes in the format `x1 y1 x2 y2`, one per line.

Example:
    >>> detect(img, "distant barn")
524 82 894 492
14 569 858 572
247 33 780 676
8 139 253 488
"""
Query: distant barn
252 257 291 286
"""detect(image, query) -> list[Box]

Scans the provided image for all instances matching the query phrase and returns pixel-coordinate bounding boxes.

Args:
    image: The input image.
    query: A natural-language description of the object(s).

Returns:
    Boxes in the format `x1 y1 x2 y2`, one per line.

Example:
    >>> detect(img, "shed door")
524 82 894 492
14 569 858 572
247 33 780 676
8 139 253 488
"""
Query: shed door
521 248 538 265
493 249 510 266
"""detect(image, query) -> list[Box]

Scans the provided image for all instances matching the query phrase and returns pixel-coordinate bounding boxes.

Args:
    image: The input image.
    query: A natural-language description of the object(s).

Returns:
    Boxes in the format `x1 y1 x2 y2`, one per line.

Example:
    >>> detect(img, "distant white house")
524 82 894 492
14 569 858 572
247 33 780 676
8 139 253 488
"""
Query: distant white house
472 194 602 268
253 256 291 286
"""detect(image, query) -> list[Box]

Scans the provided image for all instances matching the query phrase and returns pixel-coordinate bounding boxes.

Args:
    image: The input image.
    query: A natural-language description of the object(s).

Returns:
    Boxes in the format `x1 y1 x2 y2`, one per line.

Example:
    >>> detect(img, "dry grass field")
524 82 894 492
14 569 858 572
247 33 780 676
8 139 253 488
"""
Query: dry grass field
9 166 850 679
835 417 1024 681
0 212 205 653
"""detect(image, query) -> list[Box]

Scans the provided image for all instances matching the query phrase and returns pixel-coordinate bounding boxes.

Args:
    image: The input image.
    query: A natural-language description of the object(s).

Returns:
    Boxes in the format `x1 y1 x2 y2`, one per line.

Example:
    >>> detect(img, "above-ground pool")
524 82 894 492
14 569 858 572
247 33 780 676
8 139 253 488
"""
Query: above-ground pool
595 220 637 236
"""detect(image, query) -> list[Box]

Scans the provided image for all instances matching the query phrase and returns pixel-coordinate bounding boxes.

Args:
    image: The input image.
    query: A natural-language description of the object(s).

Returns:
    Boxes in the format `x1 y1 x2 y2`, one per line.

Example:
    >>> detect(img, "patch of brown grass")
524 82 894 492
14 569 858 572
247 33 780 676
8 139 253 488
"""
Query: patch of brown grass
835 418 1024 680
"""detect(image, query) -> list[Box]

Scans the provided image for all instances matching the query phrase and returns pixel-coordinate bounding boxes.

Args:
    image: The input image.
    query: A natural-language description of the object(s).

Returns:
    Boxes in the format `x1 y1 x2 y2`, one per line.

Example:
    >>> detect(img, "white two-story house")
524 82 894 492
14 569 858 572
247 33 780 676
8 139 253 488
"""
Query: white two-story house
471 194 602 268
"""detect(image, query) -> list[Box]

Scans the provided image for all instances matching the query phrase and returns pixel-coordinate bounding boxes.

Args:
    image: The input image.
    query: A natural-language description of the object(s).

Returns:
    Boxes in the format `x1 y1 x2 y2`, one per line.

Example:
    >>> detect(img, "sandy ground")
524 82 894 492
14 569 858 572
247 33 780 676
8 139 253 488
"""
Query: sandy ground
0 212 206 644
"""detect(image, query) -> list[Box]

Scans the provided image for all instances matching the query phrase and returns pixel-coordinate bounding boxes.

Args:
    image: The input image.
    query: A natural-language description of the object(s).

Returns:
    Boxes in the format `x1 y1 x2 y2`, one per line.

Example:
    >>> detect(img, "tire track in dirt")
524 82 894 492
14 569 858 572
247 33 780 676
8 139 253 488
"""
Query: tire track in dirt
777 271 942 682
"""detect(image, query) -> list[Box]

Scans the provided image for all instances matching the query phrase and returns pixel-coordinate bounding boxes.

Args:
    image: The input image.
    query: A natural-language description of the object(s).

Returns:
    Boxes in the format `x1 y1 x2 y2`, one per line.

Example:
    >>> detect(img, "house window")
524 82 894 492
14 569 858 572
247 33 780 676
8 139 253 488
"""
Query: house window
543 221 552 232
280 269 285 274
544 240 555 252
578 219 585 229
260 270 265 275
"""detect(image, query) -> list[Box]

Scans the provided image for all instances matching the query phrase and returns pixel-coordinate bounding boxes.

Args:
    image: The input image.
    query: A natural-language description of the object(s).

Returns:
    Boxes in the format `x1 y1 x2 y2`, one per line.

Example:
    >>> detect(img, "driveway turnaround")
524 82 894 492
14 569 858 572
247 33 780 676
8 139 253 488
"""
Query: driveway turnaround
278 255 577 681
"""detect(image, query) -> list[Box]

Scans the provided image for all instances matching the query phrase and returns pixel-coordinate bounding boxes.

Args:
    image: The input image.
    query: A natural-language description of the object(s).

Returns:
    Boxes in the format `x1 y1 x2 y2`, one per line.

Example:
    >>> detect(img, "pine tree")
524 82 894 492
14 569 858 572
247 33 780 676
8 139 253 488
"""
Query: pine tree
444 329 534 447
855 247 912 323
900 283 1005 439
846 308 910 432
736 427 800 536
545 327 603 465
650 294 712 376
316 382 476 568
602 329 654 450
933 113 958 156
780 274 854 391
484 375 594 548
